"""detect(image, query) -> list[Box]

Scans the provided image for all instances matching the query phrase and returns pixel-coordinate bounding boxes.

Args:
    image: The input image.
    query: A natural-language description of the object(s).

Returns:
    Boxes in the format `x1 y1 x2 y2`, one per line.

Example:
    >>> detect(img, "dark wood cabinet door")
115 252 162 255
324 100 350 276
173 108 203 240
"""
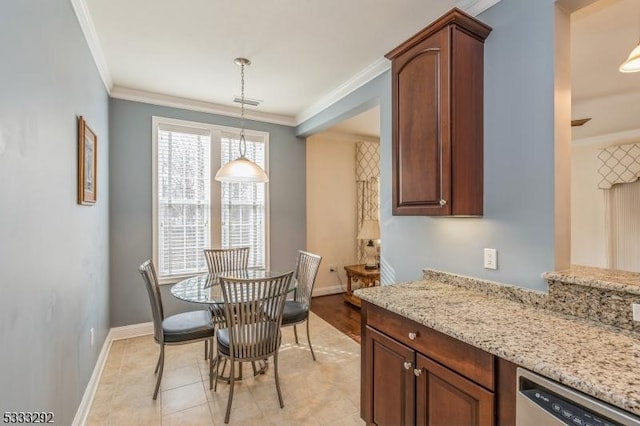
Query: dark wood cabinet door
387 8 490 216
392 27 451 216
416 353 494 426
364 326 416 426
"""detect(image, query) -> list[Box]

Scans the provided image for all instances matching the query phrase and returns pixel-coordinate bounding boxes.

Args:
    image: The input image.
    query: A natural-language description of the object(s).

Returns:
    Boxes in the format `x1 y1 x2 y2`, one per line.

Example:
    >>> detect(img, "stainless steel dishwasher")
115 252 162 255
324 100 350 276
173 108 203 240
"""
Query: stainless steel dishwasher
516 368 640 426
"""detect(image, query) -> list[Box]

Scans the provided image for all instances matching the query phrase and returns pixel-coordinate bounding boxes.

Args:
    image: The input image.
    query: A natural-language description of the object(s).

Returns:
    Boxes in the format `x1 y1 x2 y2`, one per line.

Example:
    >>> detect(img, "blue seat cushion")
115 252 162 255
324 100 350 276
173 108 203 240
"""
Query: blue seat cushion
281 301 308 325
216 322 279 357
162 310 215 343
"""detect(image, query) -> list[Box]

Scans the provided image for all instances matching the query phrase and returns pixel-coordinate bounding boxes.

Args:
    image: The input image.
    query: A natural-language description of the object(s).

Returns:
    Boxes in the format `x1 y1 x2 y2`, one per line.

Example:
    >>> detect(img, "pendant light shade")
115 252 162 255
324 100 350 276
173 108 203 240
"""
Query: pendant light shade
619 42 640 73
214 157 269 182
214 58 269 183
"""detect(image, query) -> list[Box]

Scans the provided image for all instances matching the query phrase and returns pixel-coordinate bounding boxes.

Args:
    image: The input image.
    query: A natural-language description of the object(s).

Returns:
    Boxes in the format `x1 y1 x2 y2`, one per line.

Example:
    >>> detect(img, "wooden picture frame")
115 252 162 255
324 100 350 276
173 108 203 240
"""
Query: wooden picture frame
78 116 97 205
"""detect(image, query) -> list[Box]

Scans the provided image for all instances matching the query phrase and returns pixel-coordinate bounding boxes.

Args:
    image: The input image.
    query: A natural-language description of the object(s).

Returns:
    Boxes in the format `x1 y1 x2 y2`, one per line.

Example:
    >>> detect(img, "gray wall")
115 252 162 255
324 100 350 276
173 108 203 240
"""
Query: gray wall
0 1 110 424
109 99 306 326
297 0 557 291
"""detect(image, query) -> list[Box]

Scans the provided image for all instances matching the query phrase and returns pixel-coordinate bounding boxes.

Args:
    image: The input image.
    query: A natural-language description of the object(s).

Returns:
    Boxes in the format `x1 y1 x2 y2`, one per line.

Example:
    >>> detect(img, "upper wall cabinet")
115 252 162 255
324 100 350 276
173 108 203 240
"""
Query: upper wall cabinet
386 8 491 216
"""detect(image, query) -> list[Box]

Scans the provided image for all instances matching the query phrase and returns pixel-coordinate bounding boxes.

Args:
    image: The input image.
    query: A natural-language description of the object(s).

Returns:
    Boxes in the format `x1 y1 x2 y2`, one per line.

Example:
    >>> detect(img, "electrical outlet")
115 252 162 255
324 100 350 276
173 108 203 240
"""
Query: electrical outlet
633 304 640 322
329 265 337 272
484 248 497 270
90 328 95 346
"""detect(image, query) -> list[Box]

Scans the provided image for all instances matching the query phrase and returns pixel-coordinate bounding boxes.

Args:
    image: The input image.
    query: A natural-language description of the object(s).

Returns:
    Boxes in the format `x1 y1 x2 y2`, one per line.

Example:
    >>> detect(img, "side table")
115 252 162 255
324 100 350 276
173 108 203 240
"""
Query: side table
344 264 380 307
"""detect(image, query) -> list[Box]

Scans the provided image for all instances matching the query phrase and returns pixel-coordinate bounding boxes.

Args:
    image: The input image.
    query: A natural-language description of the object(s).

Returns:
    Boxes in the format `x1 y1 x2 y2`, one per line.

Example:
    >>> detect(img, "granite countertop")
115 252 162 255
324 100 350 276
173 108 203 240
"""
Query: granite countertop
543 265 640 295
355 279 640 416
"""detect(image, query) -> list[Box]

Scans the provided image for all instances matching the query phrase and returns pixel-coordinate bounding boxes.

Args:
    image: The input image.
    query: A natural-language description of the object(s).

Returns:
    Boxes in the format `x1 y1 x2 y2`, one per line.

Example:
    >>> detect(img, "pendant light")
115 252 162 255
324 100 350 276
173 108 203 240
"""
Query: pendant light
214 58 269 183
620 42 640 73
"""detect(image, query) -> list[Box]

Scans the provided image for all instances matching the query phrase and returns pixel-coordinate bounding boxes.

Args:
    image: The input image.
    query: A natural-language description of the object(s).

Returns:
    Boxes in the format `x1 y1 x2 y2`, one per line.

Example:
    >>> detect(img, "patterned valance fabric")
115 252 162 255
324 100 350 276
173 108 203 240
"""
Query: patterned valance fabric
598 143 640 189
356 141 380 263
356 141 380 181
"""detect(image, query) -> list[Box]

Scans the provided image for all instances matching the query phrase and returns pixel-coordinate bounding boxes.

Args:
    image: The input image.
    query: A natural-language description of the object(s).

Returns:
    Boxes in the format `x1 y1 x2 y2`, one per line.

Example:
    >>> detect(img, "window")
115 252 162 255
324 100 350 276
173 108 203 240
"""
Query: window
153 117 269 282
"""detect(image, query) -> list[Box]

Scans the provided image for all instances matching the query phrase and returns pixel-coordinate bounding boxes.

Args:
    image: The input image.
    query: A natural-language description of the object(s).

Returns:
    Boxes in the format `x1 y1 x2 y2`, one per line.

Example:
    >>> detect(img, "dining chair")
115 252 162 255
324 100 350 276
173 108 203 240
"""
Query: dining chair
281 250 322 360
202 246 251 358
138 260 216 400
212 272 293 424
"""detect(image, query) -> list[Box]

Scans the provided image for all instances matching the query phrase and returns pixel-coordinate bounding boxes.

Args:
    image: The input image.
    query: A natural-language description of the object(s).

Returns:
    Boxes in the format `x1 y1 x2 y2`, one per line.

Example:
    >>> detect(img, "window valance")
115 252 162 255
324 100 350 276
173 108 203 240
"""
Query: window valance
597 142 640 189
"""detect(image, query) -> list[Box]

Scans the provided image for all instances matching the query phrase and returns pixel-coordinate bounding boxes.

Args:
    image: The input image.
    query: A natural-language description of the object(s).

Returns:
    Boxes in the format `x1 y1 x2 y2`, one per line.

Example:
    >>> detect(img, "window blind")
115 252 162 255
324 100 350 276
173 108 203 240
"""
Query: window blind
157 126 211 276
220 134 266 269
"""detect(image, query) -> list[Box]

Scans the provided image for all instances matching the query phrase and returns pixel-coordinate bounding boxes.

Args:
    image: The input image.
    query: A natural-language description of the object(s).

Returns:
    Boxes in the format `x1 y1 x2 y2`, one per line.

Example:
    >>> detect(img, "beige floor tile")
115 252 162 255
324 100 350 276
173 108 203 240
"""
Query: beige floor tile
87 314 364 426
160 362 203 390
162 402 214 426
162 382 208 415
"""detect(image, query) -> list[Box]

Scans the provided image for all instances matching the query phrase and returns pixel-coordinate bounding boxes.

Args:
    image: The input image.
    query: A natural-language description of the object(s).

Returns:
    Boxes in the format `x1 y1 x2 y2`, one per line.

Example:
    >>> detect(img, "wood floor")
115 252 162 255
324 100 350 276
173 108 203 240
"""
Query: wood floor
310 292 362 343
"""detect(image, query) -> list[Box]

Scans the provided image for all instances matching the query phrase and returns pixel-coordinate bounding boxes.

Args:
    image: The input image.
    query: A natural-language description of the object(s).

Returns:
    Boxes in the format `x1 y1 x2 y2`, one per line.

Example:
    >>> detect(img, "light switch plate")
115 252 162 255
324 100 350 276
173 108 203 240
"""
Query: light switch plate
633 304 640 322
484 248 497 270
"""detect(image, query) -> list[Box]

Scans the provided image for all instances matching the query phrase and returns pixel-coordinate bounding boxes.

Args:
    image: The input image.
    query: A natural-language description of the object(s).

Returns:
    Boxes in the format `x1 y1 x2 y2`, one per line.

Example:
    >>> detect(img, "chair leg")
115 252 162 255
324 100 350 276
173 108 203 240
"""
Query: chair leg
306 319 316 361
274 351 284 408
204 340 208 360
209 339 214 390
293 324 299 344
154 347 162 374
224 360 235 424
213 355 221 392
153 344 165 400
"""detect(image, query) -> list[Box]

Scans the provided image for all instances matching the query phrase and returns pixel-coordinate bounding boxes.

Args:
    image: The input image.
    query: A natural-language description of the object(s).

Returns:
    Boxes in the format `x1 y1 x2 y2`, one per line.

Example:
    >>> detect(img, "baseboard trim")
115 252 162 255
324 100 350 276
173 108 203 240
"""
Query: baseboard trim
109 322 154 340
71 329 113 426
313 285 345 297
72 322 154 425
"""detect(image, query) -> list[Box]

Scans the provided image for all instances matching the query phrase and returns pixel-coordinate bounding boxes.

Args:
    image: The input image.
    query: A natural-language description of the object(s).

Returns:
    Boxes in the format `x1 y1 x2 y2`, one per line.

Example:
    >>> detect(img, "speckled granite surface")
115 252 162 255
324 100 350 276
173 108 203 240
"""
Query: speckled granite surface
543 265 640 332
355 279 640 417
543 265 640 295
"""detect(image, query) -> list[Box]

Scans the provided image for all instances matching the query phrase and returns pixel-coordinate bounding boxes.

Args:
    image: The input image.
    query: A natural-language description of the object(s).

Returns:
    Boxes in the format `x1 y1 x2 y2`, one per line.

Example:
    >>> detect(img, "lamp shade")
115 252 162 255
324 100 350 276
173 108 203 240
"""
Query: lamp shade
620 42 640 73
357 219 380 240
214 157 269 183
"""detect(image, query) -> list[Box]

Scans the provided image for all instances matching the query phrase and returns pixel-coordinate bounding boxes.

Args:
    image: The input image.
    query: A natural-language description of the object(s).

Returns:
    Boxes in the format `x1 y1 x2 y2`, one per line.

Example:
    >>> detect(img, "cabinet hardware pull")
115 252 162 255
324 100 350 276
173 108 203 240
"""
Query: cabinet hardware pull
414 368 423 377
403 361 412 370
408 332 417 340
439 199 447 206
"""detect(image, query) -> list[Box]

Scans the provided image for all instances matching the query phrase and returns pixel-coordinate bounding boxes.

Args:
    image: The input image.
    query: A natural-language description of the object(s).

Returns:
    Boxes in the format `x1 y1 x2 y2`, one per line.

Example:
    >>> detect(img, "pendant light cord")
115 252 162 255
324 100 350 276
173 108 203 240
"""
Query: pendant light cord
239 62 247 158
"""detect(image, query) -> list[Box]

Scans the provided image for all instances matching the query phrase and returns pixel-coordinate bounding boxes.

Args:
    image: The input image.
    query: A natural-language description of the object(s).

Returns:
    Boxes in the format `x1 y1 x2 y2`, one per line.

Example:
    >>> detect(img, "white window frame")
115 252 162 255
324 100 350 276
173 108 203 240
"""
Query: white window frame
152 116 270 284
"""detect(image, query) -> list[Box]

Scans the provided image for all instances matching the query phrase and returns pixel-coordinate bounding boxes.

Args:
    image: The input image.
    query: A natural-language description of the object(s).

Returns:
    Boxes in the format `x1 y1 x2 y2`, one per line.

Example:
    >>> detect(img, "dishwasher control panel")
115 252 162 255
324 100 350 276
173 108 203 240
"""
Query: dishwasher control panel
516 368 640 426
521 388 620 426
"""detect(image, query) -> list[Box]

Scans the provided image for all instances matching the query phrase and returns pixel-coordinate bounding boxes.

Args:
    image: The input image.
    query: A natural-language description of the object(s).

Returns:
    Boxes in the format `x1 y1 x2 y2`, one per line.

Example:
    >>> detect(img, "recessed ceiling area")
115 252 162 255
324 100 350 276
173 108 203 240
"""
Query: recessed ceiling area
571 0 640 140
327 106 380 138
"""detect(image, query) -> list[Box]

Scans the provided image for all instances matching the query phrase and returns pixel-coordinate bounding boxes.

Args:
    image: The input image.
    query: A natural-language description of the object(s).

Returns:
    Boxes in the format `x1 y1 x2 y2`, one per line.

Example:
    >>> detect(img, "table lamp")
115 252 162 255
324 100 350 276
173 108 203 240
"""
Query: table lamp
358 219 380 270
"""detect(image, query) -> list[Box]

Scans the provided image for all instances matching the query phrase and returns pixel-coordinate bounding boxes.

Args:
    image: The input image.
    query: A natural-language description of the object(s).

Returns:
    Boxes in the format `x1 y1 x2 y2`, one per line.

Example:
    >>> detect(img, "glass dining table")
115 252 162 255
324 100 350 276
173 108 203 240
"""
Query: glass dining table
170 269 297 381
170 269 297 305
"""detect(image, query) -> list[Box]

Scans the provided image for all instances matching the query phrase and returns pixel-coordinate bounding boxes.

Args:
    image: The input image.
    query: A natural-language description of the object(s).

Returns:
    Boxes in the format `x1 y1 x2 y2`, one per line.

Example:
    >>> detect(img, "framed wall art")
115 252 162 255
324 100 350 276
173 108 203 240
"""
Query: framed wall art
78 116 97 205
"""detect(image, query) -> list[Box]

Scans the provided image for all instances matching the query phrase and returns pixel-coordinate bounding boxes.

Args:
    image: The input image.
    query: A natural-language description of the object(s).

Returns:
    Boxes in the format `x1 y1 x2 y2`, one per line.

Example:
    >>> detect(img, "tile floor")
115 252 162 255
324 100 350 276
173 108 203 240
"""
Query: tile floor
86 313 364 425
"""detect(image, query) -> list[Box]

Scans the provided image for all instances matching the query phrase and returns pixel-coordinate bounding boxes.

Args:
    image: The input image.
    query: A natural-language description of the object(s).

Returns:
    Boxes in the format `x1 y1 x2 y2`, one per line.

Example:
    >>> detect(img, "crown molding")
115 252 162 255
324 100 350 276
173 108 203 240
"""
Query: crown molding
70 0 113 92
456 0 503 16
573 128 640 147
295 57 391 125
111 86 297 127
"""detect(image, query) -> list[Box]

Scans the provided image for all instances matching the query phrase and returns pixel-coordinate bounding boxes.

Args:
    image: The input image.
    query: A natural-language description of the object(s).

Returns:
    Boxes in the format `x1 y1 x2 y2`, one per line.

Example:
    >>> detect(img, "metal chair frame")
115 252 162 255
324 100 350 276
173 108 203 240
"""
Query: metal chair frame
282 250 322 360
138 260 215 400
212 272 293 424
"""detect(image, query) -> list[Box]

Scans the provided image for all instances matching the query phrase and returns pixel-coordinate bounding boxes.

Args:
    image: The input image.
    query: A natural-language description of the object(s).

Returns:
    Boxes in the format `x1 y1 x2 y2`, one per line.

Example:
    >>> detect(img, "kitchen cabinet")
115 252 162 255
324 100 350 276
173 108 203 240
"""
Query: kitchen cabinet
361 301 516 426
385 8 491 216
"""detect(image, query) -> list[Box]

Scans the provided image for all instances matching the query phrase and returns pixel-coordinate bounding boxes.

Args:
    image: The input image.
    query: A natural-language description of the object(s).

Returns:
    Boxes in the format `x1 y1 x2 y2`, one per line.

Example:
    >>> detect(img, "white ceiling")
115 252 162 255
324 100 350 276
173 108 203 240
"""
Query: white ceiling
81 0 497 124
79 0 639 139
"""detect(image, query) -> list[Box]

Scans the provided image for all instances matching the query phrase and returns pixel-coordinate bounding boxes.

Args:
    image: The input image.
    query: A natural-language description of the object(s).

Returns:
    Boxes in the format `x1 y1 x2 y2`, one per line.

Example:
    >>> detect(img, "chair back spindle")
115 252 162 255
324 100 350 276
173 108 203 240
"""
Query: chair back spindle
219 272 292 361
293 251 322 306
204 247 250 273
